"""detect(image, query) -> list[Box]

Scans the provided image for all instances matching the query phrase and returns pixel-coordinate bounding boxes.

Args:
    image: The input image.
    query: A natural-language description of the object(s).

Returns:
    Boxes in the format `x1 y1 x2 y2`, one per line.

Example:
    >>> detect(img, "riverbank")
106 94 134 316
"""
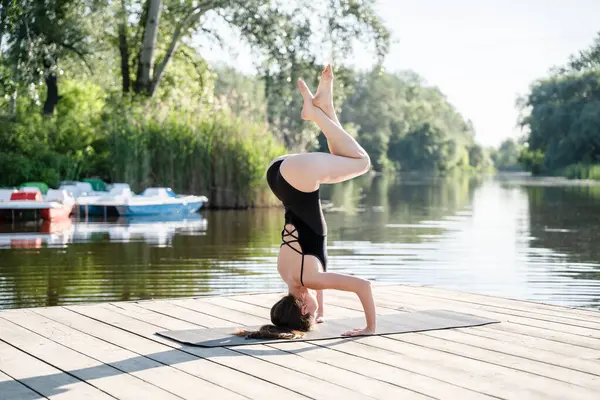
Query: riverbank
1 99 285 209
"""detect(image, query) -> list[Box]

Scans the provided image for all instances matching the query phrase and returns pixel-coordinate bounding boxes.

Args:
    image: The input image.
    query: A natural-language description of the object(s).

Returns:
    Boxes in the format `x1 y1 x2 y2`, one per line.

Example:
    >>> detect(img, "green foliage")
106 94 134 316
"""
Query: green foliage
520 31 600 177
518 148 545 175
0 77 284 208
561 163 600 180
213 64 267 123
0 79 102 186
101 98 284 208
0 0 488 206
339 69 479 173
562 32 600 72
1 0 98 113
490 138 522 171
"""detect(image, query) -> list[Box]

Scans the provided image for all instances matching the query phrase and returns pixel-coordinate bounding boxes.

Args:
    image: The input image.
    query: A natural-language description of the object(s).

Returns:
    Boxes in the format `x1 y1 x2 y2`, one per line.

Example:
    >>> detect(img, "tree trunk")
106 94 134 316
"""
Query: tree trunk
118 0 130 93
134 0 162 95
0 1 6 50
9 88 17 116
118 24 131 93
149 10 203 96
43 73 60 115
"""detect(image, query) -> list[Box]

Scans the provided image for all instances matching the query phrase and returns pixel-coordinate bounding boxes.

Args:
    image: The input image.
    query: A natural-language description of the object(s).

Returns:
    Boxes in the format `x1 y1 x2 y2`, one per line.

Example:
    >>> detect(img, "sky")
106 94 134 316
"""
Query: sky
199 0 600 148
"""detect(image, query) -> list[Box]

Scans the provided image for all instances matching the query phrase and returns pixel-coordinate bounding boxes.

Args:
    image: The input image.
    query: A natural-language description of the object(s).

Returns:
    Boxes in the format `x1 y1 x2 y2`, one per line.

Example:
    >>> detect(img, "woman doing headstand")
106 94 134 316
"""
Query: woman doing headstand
241 65 376 339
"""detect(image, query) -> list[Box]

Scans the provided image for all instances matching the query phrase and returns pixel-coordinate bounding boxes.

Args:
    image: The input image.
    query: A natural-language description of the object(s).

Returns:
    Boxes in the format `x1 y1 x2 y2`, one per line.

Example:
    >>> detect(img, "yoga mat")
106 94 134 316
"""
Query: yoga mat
156 309 499 347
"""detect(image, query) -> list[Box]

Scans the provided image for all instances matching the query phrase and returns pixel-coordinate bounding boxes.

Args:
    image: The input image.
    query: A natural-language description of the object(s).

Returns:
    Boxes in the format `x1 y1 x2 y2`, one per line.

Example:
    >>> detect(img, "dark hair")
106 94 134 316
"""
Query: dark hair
235 294 313 340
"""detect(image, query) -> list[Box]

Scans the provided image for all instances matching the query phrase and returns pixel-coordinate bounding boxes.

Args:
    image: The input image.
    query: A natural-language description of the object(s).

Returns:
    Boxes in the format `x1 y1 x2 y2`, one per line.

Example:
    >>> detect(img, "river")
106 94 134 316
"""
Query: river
1 172 599 310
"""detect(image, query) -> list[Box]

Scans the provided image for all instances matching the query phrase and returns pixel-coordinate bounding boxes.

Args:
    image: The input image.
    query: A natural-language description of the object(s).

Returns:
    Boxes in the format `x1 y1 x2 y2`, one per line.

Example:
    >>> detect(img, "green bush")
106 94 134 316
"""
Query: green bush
102 100 285 208
562 163 600 180
518 148 545 175
0 79 285 208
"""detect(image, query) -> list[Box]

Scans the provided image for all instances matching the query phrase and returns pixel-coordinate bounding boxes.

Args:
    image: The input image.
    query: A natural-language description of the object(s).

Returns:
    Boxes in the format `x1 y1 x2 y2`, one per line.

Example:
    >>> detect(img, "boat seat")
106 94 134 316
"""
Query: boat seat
75 182 95 195
46 189 70 202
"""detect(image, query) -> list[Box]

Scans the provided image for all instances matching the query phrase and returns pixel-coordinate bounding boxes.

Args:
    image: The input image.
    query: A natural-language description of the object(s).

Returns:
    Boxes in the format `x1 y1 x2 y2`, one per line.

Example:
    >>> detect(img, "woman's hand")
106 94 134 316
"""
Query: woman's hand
316 289 324 323
342 327 376 337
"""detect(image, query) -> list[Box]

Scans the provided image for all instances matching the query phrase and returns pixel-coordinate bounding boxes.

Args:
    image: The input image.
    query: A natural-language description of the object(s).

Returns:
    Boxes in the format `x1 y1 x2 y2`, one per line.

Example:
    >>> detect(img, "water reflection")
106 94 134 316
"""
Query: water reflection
0 215 207 249
0 173 599 310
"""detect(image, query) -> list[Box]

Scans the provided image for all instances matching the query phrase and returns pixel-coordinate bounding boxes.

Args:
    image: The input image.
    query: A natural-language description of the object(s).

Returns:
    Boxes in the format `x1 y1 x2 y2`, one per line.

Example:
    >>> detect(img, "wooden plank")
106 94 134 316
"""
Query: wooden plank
376 285 600 329
465 325 600 360
422 328 600 377
373 289 600 338
0 339 112 400
67 303 368 400
386 284 600 321
135 300 236 327
228 289 600 358
146 298 490 399
37 306 297 400
225 292 387 322
110 301 393 400
269 340 493 400
327 289 600 344
347 336 597 400
120 300 260 329
232 292 600 364
1 309 245 400
166 299 266 326
0 316 182 400
226 296 600 396
145 300 428 399
309 337 552 400
232 343 430 400
146 297 584 400
0 369 46 400
483 319 600 352
224 293 363 320
104 303 198 330
390 331 600 388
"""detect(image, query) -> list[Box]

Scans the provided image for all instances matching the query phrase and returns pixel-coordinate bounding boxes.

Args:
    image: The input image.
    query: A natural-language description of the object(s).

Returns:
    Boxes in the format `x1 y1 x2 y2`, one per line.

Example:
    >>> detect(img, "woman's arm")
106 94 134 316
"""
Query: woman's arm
307 272 376 334
316 289 324 322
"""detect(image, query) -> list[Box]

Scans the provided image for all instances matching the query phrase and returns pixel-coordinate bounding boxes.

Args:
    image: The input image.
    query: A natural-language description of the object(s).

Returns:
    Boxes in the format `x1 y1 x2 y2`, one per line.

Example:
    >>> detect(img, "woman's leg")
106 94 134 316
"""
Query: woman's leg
313 64 341 127
313 64 344 156
280 79 370 193
301 78 366 160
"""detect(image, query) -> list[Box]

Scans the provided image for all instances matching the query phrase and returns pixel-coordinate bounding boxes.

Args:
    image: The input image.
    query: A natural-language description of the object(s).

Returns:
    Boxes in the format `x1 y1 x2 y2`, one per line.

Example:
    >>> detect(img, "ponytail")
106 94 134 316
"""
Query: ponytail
235 325 307 340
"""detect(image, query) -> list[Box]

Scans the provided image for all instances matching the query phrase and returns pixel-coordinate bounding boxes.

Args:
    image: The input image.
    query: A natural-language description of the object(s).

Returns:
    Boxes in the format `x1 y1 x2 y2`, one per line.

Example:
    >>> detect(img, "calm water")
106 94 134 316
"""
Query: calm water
1 173 599 310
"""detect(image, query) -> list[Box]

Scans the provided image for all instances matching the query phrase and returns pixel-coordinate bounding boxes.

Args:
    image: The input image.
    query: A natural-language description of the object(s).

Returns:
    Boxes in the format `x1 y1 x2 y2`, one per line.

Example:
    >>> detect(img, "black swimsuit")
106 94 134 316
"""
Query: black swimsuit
266 159 327 285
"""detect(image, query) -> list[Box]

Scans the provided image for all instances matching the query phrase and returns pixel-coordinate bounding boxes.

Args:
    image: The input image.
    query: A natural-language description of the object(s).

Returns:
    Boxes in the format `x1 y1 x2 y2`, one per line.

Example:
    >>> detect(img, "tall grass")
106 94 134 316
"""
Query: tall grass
0 80 286 208
103 102 285 208
561 163 600 181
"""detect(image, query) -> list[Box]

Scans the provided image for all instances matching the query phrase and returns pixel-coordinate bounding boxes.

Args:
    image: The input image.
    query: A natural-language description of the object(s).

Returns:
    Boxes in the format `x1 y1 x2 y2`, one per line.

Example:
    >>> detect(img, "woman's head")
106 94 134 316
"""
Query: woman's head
235 293 315 340
270 293 315 330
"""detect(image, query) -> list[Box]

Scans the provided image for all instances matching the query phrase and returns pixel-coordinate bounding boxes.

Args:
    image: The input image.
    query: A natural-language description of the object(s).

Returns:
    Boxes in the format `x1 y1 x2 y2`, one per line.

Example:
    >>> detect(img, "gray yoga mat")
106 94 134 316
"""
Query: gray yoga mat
156 309 499 347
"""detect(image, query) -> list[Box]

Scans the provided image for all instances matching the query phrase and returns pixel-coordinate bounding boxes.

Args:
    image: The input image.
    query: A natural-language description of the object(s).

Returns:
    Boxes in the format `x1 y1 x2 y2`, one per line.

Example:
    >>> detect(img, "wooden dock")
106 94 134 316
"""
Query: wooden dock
0 284 599 399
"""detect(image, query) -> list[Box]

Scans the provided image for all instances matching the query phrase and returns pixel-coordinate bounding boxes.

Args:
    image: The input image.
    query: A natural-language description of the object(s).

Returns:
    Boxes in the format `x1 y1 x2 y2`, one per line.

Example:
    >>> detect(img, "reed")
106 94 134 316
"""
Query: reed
103 101 285 208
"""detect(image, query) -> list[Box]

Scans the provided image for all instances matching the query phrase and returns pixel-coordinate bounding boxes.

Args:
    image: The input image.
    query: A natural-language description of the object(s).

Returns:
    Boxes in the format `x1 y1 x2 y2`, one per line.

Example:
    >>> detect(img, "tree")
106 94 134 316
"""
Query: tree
1 0 96 115
490 138 521 171
341 68 477 172
115 0 389 98
561 32 600 73
519 69 600 172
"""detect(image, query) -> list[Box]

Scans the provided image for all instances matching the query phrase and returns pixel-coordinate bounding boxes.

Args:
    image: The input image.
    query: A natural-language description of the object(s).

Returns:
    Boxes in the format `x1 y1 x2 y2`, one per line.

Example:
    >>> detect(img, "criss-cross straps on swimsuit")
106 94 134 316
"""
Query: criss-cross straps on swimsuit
280 226 307 286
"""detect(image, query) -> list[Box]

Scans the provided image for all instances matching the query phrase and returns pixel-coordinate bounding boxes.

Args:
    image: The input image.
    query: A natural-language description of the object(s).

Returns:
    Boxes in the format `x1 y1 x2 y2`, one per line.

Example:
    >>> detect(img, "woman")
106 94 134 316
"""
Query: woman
239 65 376 340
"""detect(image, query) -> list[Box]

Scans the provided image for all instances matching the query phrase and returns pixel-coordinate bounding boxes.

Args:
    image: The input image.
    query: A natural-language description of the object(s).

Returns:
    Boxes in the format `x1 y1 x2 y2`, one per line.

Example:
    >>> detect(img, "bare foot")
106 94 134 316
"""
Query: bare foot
312 64 335 118
297 78 316 121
